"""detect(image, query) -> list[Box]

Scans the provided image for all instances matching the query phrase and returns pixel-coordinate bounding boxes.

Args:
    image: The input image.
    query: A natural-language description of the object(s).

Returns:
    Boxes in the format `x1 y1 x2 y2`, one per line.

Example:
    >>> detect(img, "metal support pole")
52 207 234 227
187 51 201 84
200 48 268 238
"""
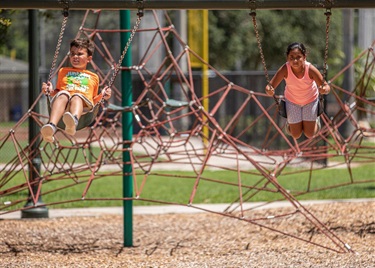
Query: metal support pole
120 10 133 247
21 10 49 219
2 0 375 10
340 9 355 138
202 10 209 144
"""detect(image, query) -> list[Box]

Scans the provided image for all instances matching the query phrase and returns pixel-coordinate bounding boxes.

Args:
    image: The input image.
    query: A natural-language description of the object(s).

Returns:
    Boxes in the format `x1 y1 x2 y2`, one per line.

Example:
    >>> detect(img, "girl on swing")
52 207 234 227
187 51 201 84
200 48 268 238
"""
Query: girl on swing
265 42 330 139
41 38 111 143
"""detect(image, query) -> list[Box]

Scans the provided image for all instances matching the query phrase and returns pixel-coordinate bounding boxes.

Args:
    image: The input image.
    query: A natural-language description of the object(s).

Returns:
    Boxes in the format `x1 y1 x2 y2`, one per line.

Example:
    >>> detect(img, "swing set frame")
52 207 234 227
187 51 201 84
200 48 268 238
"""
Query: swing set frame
12 0 375 251
2 0 375 9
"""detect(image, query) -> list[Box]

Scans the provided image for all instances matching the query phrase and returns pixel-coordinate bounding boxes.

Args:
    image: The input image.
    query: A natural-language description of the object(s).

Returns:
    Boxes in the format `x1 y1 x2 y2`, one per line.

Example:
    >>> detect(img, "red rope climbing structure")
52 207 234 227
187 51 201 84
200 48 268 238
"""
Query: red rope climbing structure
0 10 374 253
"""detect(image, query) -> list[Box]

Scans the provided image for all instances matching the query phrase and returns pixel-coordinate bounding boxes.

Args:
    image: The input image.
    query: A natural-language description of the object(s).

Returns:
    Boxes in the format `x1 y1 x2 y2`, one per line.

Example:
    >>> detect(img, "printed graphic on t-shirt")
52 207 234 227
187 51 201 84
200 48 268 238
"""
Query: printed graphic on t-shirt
65 71 91 93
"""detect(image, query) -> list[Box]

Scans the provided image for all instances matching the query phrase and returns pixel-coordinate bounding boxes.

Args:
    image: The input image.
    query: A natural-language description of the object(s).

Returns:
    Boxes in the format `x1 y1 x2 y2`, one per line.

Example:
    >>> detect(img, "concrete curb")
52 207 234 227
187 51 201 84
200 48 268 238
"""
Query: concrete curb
1 198 374 220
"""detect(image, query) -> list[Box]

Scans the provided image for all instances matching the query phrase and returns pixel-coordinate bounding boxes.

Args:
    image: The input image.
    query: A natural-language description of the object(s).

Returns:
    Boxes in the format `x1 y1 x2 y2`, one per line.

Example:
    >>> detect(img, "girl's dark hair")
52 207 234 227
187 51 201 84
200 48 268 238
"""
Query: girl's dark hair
70 38 95 56
286 42 307 56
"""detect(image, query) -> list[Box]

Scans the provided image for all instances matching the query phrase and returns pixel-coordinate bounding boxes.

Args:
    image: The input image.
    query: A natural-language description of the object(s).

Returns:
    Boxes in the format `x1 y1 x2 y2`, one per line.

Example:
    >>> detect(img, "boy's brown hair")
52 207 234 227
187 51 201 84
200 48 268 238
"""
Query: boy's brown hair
70 38 95 56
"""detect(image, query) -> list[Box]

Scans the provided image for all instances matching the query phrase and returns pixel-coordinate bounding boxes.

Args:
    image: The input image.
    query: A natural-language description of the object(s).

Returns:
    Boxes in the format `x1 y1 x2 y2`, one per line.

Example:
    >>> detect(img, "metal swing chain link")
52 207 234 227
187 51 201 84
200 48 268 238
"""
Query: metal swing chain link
250 11 270 85
47 10 69 85
107 12 143 88
249 9 280 104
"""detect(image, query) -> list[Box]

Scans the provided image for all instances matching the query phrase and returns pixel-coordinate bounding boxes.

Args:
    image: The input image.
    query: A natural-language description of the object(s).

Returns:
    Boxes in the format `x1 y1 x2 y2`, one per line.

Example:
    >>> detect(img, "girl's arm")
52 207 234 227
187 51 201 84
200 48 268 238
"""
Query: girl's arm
265 64 287 96
309 65 330 95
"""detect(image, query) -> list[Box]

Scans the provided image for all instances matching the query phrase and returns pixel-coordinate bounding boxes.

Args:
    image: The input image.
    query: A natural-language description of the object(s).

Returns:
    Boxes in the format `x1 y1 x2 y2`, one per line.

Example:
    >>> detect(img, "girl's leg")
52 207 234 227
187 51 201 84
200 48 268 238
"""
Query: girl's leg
301 99 319 138
289 122 303 139
302 120 317 138
286 99 303 139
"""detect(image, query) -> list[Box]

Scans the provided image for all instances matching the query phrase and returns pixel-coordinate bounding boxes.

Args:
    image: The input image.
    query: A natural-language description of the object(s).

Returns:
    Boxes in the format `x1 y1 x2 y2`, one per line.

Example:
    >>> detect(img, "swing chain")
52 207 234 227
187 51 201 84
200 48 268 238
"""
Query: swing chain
250 10 270 85
323 8 331 81
250 9 279 104
58 0 73 17
137 0 145 18
107 8 143 89
47 2 71 87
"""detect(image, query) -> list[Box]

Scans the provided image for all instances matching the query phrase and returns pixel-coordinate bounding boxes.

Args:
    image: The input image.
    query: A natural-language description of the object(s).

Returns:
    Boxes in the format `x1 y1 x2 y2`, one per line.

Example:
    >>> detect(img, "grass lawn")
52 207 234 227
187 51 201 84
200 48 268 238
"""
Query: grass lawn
1 124 374 210
1 163 373 210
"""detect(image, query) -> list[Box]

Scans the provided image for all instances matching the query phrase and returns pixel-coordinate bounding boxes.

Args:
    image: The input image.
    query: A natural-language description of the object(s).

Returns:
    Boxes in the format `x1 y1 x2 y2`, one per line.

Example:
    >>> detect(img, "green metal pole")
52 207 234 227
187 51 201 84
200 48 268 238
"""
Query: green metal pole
21 9 49 219
120 10 133 247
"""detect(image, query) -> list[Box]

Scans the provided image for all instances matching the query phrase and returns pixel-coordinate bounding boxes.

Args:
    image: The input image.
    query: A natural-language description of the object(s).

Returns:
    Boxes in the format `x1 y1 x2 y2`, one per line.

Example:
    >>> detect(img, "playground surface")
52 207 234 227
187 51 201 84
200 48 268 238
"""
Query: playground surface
0 199 374 267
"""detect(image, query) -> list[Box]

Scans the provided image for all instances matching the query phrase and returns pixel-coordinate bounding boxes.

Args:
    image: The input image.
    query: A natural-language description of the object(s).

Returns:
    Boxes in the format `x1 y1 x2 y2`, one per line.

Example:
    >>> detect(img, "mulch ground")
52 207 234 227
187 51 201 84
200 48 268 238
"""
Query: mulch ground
0 201 374 268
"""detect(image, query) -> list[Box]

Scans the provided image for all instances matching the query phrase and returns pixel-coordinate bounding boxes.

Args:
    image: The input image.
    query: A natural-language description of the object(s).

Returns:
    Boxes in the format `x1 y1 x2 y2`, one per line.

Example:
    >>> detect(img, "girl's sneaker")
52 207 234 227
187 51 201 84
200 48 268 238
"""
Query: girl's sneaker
41 123 56 143
314 118 321 135
63 112 79 136
285 122 292 136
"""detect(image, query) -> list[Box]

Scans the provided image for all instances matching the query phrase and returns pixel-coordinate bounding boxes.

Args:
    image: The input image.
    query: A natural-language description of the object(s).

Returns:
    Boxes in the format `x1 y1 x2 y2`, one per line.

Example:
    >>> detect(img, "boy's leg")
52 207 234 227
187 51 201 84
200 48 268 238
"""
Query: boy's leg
63 95 83 136
40 123 56 143
63 112 79 136
41 93 69 142
49 94 69 125
68 95 84 120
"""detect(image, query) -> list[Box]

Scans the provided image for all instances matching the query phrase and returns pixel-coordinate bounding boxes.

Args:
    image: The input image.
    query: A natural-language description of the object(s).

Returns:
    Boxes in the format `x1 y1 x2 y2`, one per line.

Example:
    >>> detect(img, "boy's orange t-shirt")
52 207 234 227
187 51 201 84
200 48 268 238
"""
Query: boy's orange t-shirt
54 67 99 104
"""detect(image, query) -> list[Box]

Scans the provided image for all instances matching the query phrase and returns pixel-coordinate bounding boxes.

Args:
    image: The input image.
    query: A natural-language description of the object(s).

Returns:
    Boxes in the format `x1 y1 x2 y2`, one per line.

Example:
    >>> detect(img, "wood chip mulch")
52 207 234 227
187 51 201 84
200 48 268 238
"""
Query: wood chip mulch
0 201 374 267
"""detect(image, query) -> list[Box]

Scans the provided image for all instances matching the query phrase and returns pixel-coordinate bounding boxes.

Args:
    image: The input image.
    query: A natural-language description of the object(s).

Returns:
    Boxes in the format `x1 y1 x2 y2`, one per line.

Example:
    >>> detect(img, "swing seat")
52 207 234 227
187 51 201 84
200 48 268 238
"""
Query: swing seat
165 99 189 108
277 98 287 118
105 99 188 112
276 95 324 119
106 103 133 112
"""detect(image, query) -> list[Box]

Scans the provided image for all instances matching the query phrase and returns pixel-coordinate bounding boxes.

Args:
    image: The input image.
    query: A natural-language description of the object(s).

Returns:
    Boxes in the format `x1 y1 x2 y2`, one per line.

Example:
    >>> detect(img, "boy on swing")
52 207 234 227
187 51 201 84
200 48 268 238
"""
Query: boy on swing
41 38 111 143
265 42 330 139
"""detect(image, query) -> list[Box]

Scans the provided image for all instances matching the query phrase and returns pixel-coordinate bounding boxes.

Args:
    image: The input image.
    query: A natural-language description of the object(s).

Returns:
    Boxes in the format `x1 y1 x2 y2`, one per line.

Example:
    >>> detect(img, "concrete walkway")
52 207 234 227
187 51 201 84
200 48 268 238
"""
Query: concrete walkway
1 198 374 220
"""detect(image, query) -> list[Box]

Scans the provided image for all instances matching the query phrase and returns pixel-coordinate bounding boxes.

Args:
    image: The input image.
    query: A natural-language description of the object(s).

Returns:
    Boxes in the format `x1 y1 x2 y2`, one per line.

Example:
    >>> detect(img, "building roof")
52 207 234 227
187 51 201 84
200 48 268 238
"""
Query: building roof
0 55 28 72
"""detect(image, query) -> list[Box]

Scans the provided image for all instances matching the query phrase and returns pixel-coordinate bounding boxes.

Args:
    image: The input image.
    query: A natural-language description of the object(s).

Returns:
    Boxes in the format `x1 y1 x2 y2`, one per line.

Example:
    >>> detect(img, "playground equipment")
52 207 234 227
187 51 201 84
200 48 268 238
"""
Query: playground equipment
2 0 375 9
0 4 374 253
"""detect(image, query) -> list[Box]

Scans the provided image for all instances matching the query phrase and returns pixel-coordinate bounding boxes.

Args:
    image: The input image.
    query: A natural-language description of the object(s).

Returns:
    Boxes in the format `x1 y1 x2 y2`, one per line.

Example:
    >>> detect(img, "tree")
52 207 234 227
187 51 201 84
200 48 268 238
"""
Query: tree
2 9 344 74
209 10 343 73
0 10 29 60
0 9 12 53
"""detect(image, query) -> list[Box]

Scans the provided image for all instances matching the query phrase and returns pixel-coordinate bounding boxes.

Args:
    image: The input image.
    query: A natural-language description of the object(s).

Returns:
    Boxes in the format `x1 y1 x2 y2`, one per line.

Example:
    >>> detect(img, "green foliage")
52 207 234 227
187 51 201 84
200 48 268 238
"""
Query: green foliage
0 9 12 51
353 46 375 95
209 10 344 73
0 10 11 27
352 45 375 122
0 9 346 74
0 10 28 60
